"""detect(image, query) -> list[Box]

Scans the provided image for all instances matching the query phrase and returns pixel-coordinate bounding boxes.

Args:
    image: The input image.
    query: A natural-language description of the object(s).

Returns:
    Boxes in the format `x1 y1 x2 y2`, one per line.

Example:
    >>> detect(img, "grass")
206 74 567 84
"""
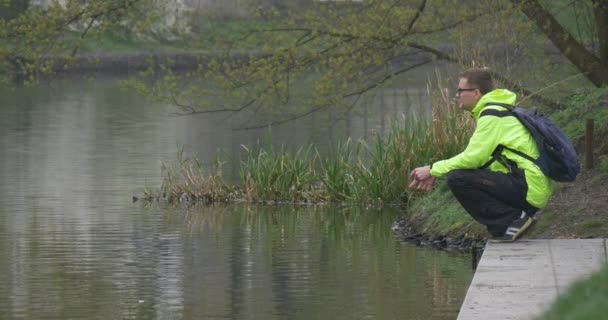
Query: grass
144 148 241 203
575 217 608 236
580 219 604 229
319 138 356 201
529 210 557 236
551 87 608 150
240 143 325 202
536 263 608 320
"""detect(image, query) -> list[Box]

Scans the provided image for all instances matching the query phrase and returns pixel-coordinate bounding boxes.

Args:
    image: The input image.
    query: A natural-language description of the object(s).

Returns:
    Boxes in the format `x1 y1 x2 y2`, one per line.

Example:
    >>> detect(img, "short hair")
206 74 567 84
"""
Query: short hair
459 68 494 95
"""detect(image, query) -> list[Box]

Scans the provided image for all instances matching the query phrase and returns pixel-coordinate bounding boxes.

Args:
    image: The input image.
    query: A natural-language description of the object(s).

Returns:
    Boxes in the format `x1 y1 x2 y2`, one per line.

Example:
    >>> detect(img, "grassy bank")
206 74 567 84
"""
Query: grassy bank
140 85 607 244
65 19 293 54
403 180 486 239
536 263 608 320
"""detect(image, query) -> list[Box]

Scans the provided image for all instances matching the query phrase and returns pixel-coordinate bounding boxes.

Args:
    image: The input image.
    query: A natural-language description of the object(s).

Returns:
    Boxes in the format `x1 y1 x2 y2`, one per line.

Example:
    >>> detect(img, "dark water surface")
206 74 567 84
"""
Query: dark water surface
0 78 471 319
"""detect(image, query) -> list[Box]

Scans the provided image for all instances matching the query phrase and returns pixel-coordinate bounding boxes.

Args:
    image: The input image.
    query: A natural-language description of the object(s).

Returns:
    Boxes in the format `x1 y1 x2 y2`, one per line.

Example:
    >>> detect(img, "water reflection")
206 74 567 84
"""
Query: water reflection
157 204 471 320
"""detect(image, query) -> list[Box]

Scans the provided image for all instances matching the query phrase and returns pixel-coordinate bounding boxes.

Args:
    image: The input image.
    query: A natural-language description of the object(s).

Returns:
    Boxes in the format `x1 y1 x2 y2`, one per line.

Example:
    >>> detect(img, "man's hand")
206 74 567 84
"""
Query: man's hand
410 165 432 181
408 165 435 192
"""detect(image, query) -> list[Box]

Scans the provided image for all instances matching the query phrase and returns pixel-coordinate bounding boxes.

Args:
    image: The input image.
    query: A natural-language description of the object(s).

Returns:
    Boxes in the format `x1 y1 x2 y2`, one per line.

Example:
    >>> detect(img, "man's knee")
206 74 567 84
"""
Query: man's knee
446 170 472 188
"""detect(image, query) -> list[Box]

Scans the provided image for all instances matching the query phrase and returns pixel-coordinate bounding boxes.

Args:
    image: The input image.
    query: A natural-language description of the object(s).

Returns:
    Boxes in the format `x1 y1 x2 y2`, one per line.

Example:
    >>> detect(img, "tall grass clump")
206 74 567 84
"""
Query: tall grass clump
154 148 238 203
239 143 325 203
337 121 422 205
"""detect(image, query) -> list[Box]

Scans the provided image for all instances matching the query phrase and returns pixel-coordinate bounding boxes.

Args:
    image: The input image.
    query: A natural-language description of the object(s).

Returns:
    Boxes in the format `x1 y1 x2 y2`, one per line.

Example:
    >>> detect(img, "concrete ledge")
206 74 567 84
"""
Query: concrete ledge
458 239 607 320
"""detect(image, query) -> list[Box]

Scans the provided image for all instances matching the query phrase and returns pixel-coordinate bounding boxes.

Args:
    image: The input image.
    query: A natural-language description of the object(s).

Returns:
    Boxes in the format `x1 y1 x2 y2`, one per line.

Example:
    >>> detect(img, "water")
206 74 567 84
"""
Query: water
0 77 472 319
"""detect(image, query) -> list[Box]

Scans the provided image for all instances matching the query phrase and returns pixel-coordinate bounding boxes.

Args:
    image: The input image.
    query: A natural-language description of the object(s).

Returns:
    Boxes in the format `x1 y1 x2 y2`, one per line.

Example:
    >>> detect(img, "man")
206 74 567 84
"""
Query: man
408 68 552 242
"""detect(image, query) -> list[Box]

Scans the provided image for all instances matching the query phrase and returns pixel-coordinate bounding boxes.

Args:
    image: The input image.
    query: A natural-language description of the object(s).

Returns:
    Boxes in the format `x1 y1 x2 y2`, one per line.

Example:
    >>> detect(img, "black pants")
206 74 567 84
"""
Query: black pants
446 169 539 236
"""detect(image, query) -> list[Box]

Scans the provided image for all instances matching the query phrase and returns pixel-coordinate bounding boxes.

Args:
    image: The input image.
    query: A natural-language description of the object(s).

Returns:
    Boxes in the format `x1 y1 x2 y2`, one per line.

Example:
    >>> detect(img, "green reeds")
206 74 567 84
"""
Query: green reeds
342 127 410 205
145 83 474 207
240 143 325 203
318 138 355 201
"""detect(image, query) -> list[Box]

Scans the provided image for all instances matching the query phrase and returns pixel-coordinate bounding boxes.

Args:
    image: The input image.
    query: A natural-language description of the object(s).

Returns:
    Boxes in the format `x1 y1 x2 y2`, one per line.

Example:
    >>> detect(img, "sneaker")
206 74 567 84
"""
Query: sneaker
490 211 534 243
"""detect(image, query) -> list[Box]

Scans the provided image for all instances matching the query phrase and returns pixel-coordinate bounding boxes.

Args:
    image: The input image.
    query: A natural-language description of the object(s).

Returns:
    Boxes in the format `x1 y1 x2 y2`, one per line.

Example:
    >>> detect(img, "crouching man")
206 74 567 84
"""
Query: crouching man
408 68 552 242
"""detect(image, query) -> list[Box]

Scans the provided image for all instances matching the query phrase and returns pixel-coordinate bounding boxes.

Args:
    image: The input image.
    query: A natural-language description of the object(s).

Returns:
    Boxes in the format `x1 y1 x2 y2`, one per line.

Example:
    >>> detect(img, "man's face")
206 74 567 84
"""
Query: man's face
456 78 481 111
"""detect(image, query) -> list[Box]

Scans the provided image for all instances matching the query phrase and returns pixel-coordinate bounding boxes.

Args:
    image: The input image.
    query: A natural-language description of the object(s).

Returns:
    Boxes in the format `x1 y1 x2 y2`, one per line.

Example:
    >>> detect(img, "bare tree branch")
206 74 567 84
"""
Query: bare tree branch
412 12 484 35
237 104 327 131
344 59 432 98
70 14 99 57
407 0 427 33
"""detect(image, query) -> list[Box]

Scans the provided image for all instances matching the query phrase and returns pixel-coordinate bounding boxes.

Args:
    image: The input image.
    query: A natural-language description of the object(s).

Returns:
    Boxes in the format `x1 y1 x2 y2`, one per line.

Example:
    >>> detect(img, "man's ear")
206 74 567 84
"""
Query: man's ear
474 89 482 100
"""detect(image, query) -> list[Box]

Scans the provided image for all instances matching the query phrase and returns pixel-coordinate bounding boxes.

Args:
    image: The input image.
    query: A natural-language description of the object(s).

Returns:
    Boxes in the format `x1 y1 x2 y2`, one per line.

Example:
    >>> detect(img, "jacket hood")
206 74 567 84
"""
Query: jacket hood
470 89 517 119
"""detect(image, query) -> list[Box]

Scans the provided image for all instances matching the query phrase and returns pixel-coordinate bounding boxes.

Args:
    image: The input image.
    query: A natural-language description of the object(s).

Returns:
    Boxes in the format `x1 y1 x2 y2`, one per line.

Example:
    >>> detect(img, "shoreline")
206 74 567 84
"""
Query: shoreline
9 42 565 76
391 216 486 256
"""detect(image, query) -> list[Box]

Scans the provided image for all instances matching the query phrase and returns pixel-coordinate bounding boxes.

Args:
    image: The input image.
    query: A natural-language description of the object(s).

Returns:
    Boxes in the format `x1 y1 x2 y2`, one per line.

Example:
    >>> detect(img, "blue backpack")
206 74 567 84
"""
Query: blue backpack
481 103 580 182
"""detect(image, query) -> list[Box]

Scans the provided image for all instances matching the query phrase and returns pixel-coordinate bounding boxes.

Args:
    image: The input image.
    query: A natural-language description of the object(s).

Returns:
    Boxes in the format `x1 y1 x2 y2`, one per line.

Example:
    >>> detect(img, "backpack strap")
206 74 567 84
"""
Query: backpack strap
479 103 538 169
483 102 515 111
479 108 512 118
480 145 505 169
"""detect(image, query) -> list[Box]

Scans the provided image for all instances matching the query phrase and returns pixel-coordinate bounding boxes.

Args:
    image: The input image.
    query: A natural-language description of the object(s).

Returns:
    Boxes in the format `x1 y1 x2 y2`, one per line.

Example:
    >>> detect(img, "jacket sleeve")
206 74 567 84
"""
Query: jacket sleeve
430 114 501 178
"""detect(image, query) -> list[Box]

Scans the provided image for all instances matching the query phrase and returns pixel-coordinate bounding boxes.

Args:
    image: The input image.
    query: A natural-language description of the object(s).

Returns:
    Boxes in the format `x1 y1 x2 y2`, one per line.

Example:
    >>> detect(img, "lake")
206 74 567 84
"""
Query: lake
0 73 472 320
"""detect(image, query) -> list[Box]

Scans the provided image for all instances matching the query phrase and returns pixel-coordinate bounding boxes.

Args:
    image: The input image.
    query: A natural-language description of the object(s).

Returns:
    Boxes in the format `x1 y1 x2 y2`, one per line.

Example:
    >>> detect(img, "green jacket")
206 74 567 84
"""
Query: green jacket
430 89 552 208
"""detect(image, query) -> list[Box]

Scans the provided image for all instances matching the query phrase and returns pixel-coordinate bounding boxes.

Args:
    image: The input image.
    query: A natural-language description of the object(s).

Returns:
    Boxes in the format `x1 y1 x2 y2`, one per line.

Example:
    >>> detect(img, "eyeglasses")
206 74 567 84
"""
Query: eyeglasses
456 88 478 95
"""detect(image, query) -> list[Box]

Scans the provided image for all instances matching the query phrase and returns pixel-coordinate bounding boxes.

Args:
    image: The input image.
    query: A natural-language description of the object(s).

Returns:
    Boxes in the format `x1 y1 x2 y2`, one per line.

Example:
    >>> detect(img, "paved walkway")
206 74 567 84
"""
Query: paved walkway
457 239 607 320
